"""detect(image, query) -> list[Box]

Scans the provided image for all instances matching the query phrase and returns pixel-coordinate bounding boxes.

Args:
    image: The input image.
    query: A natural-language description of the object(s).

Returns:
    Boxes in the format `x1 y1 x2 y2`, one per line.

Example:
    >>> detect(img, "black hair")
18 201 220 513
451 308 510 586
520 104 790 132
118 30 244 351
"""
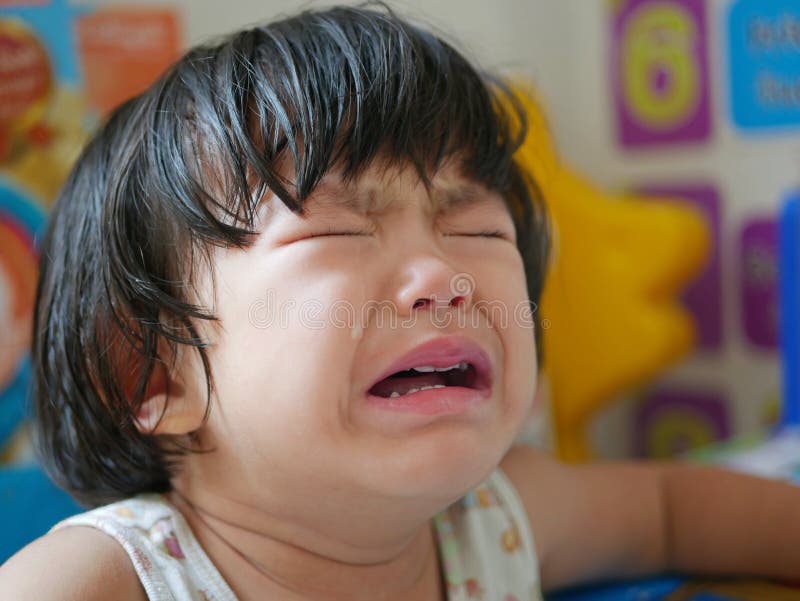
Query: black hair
32 2 550 507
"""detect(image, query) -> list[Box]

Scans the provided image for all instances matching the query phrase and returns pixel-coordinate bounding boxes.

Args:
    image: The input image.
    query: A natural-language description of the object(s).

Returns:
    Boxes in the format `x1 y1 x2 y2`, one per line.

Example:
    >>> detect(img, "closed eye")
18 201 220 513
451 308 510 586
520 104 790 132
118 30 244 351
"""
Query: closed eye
307 227 373 238
447 230 511 240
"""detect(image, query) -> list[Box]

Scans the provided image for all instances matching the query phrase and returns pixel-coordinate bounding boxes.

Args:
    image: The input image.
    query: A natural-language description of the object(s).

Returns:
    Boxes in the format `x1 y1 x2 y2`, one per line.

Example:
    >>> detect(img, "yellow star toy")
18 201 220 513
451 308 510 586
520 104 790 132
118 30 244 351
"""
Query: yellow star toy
508 84 710 461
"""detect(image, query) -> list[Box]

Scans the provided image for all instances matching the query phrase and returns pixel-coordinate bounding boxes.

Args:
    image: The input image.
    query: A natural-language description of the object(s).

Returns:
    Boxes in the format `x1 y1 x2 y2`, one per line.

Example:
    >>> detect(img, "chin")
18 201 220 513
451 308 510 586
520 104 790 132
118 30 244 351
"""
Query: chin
365 432 511 501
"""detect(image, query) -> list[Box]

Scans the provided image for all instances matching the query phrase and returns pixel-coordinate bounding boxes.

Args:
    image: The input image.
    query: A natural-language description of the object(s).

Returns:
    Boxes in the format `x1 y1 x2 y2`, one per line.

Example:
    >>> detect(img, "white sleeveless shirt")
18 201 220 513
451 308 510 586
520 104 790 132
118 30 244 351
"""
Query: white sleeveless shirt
52 467 543 601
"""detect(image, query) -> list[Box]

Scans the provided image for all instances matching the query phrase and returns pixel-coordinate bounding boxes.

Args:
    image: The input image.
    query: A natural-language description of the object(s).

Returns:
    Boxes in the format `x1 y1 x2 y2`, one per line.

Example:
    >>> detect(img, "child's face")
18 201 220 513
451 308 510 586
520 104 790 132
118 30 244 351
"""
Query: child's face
178 159 538 506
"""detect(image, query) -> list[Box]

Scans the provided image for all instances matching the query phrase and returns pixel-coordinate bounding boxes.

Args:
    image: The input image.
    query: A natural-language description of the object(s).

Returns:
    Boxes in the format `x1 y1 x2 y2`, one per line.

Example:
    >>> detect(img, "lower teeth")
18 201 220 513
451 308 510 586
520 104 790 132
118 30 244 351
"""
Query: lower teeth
389 384 446 398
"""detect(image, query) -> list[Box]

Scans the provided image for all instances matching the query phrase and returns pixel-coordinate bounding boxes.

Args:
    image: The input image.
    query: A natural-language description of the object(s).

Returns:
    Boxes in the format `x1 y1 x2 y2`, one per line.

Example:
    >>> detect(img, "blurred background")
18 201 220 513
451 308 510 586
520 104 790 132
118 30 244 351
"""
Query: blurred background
1 0 799 557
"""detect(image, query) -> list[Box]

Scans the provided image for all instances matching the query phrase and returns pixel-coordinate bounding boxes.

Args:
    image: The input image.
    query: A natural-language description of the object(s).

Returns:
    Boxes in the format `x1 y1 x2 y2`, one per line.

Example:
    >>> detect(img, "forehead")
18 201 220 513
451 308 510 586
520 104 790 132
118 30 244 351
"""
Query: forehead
298 169 504 218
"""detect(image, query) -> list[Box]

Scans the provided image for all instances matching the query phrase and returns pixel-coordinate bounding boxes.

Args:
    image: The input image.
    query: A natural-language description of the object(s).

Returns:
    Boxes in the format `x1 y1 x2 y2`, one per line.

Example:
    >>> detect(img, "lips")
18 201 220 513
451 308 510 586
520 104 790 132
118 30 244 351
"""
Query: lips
366 335 493 398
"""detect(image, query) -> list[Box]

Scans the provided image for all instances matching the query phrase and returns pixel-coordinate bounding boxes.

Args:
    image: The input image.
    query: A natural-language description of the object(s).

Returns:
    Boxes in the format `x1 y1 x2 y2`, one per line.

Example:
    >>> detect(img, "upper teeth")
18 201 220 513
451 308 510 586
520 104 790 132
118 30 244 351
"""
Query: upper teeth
412 361 468 373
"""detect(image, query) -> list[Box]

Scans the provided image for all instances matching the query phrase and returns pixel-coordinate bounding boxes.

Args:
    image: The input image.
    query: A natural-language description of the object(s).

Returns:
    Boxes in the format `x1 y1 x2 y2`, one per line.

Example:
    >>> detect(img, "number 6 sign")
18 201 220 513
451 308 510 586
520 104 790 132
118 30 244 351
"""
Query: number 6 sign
611 0 712 147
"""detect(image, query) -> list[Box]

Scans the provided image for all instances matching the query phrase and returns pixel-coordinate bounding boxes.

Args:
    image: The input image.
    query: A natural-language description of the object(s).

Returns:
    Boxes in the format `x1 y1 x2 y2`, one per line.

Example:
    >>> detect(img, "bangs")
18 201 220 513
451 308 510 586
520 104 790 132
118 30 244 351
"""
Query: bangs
148 3 527 247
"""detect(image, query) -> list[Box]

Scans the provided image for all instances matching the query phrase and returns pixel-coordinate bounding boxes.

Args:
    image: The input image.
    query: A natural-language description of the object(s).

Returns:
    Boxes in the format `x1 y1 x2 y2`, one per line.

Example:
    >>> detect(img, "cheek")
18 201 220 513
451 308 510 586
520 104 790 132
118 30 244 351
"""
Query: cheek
471 251 530 324
203 264 365 443
472 256 537 417
203 328 357 466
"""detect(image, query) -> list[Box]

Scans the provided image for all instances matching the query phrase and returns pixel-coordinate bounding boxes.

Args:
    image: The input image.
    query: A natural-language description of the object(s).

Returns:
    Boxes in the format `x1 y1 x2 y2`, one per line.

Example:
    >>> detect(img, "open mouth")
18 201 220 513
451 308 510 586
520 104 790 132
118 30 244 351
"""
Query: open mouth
368 361 484 398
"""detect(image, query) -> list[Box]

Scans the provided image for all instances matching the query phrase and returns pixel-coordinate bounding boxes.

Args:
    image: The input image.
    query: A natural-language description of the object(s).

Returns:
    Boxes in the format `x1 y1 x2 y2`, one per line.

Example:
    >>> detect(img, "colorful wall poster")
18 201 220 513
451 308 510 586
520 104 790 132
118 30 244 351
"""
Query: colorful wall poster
639 183 723 351
0 0 181 458
635 387 730 458
728 0 800 130
740 218 779 349
610 0 712 147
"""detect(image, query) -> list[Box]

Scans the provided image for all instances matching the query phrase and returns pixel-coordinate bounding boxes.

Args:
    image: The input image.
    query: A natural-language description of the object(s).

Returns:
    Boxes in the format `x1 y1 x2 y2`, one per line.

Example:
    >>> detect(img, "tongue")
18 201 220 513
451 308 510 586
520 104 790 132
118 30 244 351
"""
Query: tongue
370 373 448 397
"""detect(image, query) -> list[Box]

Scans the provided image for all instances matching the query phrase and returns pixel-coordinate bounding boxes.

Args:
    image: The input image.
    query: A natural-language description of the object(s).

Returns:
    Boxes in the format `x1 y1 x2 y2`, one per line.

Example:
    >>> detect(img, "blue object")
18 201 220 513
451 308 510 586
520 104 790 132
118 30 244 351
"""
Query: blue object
728 0 800 131
0 466 81 564
779 192 800 426
0 357 31 450
546 576 683 601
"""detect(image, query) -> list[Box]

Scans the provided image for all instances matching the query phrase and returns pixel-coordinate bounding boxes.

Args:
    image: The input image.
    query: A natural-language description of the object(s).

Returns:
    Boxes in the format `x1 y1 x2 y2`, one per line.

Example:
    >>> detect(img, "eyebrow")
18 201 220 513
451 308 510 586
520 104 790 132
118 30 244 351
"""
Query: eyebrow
305 179 494 217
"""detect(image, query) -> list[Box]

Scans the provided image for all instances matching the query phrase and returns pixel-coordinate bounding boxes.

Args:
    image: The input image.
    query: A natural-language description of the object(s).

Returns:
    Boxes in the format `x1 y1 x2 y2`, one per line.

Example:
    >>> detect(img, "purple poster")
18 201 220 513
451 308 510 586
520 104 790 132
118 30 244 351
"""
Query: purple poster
640 184 722 350
611 0 712 147
740 219 778 349
635 388 730 458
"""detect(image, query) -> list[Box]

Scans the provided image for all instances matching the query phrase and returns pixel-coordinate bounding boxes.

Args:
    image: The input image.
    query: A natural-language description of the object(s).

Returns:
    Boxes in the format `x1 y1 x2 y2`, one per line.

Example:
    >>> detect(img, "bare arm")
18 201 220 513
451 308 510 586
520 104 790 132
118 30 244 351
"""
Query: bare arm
662 462 800 578
500 444 667 591
500 444 800 593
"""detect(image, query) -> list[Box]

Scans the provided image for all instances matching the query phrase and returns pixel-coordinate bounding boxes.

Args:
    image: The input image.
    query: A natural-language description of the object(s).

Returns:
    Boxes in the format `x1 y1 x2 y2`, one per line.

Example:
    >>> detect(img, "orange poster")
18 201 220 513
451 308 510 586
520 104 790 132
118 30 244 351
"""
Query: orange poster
75 7 181 116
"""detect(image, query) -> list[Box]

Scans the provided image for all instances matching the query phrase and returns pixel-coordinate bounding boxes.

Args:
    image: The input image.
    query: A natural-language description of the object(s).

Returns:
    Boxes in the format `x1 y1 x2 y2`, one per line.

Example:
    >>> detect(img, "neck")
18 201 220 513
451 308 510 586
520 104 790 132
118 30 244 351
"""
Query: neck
167 485 447 601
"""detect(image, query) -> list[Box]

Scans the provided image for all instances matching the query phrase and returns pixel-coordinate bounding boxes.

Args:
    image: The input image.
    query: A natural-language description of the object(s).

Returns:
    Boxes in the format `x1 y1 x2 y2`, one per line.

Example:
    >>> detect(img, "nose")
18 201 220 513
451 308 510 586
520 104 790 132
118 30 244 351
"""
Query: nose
395 255 474 318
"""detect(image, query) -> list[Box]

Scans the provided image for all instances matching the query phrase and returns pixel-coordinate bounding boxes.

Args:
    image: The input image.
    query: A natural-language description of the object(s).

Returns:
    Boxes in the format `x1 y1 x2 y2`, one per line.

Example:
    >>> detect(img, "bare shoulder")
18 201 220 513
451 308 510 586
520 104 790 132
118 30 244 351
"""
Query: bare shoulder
0 525 147 601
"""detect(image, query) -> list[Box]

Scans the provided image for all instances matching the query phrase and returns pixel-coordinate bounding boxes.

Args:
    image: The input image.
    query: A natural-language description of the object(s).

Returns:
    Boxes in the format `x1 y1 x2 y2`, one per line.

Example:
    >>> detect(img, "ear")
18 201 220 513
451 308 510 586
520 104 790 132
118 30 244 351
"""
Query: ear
133 354 205 436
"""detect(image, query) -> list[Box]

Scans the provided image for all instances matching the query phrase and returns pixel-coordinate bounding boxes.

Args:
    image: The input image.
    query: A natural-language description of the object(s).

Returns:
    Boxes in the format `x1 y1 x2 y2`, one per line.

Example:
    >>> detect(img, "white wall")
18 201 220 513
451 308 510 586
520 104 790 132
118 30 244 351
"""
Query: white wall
172 1 569 132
